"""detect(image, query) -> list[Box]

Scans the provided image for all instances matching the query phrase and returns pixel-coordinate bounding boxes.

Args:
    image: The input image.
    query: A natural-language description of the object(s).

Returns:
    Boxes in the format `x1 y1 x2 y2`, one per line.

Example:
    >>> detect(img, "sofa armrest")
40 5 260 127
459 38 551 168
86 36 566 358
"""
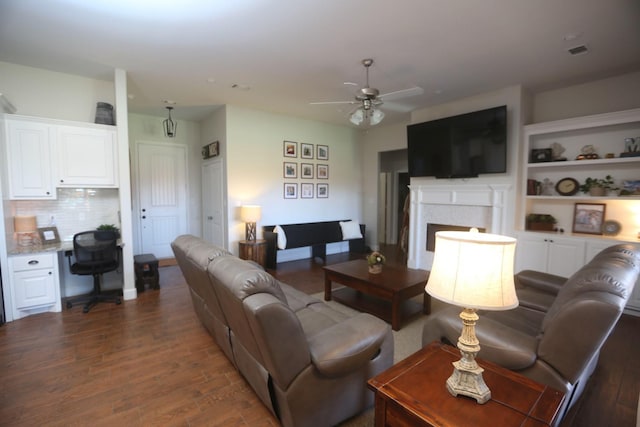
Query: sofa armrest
516 270 567 295
308 313 390 378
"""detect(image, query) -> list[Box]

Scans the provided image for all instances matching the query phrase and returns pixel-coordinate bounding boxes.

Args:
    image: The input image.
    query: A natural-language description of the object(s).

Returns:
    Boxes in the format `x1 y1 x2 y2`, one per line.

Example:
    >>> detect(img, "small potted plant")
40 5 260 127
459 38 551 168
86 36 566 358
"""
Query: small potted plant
579 175 619 197
367 251 386 274
96 224 120 239
525 214 557 232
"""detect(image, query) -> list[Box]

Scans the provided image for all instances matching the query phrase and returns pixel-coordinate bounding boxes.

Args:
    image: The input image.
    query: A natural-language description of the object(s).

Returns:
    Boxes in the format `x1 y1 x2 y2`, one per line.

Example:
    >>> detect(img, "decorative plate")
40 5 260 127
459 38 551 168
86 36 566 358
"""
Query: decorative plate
602 220 621 236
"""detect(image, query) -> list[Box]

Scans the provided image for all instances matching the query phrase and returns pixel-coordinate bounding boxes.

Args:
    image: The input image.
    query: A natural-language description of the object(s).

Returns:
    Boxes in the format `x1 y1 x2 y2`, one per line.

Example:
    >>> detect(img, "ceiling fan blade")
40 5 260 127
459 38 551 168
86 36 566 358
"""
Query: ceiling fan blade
379 86 424 101
309 100 357 105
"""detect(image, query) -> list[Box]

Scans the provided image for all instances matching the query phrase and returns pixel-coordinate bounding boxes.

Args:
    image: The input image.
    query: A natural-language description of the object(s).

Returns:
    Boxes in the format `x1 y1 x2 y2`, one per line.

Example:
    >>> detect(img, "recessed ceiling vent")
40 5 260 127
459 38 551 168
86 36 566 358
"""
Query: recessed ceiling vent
567 45 589 56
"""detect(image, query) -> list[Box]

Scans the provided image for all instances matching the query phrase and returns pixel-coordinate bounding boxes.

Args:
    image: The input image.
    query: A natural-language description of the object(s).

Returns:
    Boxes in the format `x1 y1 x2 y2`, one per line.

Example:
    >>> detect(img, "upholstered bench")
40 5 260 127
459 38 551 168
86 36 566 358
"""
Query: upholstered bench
262 220 366 268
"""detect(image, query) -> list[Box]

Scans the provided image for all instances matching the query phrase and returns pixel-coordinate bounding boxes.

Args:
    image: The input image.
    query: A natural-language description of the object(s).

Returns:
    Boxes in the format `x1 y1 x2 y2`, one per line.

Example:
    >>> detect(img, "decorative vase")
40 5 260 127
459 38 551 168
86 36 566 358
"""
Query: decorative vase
369 264 382 274
589 186 606 197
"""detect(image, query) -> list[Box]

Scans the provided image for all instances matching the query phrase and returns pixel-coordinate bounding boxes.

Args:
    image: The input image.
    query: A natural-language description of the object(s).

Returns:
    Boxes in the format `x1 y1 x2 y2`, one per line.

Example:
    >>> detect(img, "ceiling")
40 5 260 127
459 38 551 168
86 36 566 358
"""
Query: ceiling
1 0 639 126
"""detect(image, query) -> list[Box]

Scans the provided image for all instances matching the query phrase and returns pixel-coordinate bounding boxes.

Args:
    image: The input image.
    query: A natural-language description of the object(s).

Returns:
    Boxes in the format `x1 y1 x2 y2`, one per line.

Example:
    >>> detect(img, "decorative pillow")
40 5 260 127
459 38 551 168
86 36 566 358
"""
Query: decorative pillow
273 225 287 249
340 220 363 240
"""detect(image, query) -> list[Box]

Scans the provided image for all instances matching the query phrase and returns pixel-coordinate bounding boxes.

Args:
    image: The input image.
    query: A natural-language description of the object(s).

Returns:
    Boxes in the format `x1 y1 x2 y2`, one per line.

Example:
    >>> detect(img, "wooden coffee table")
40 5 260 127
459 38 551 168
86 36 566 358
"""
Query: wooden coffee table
323 259 429 330
368 341 565 427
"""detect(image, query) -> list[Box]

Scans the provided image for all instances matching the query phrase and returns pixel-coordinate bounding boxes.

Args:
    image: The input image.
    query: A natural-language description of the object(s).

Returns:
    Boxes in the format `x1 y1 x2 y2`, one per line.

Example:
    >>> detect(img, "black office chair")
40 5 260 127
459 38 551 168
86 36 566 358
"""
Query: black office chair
65 230 121 313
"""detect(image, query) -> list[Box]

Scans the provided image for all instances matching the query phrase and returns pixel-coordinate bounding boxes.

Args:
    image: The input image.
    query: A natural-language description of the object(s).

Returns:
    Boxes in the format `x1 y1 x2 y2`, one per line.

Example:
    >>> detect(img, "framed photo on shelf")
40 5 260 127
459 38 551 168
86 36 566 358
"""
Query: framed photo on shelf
283 141 297 158
38 226 60 244
530 148 552 163
301 143 314 159
284 183 298 199
317 145 329 160
572 203 606 235
283 162 297 178
317 183 329 198
301 183 314 198
301 163 314 179
317 164 329 179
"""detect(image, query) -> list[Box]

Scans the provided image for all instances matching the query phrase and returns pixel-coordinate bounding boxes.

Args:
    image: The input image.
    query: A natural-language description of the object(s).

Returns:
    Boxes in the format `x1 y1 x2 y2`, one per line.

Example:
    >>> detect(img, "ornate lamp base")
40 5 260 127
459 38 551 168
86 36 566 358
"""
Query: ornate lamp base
446 307 491 404
245 222 257 241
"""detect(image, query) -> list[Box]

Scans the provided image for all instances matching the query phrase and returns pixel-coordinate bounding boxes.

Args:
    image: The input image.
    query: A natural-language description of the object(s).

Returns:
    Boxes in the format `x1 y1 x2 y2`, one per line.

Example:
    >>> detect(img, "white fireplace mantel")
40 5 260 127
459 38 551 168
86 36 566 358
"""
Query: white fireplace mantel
407 183 511 270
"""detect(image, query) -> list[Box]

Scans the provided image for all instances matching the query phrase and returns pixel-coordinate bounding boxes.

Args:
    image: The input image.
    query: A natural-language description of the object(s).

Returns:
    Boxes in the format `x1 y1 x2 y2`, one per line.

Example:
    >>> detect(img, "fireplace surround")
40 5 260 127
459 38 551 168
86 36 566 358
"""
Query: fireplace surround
407 184 511 270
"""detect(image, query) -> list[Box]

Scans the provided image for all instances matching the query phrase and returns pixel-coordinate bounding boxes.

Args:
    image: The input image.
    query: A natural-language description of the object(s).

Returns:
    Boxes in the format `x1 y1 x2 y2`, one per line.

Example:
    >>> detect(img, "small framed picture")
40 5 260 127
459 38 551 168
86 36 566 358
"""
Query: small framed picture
317 145 329 160
301 163 314 179
283 141 297 157
301 183 314 198
284 183 298 199
317 183 329 198
530 148 552 163
317 164 329 179
572 203 606 235
283 162 297 178
202 140 219 159
38 226 60 244
301 143 314 159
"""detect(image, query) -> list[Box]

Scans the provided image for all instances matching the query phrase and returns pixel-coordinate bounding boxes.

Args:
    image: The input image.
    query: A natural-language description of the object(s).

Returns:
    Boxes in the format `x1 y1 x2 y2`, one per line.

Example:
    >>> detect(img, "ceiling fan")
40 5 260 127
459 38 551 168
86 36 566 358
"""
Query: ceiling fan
310 58 424 125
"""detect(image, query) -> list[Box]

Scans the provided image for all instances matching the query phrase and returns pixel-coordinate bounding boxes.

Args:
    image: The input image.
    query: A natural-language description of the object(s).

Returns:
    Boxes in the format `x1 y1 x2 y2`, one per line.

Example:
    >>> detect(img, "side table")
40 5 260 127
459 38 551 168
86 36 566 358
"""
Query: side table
239 239 267 268
368 341 565 427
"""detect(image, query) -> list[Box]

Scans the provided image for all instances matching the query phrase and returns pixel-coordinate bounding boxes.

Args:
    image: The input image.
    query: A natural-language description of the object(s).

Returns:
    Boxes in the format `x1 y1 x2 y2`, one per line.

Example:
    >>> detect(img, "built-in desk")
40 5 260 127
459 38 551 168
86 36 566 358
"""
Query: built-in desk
6 241 124 320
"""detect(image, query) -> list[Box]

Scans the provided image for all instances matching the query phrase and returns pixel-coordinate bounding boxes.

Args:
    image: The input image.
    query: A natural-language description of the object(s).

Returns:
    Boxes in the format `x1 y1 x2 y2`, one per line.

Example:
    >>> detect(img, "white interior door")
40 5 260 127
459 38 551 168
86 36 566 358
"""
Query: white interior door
137 142 187 258
202 159 226 248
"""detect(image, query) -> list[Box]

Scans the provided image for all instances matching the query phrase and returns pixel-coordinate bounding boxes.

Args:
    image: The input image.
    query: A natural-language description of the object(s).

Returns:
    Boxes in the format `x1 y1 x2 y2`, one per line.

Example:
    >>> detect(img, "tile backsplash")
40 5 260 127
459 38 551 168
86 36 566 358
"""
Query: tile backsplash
12 188 121 242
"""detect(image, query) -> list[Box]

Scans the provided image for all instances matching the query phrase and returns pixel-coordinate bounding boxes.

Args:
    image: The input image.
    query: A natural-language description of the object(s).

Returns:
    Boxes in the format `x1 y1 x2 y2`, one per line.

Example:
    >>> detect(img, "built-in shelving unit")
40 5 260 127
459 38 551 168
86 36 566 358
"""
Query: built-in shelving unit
517 108 640 314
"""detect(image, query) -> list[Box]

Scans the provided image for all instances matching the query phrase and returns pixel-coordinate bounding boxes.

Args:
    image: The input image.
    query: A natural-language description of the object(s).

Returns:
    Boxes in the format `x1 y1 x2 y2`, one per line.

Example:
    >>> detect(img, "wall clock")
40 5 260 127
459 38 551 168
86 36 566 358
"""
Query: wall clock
555 177 579 196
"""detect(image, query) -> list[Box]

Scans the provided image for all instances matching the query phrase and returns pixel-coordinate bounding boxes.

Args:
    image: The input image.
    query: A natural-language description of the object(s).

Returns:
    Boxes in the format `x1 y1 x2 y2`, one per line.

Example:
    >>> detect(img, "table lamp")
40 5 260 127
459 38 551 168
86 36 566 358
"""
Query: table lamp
425 228 518 404
240 205 261 241
14 215 38 246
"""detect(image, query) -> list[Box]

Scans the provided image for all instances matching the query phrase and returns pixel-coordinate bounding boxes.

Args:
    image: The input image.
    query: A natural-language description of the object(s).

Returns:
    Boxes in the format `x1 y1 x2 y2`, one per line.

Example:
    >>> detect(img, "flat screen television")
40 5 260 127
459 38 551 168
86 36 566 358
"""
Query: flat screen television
407 105 507 178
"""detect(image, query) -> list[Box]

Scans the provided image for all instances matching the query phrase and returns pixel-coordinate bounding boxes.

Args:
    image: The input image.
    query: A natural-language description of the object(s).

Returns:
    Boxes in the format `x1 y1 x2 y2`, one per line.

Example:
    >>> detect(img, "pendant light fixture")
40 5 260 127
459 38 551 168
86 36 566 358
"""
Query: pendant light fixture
163 106 177 138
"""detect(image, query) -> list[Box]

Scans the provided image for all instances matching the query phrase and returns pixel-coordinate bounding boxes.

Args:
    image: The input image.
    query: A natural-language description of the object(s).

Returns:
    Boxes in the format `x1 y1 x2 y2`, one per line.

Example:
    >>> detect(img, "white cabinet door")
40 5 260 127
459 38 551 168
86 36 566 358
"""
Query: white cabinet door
13 268 57 309
57 125 118 187
546 236 585 278
515 233 585 277
515 234 549 272
5 119 56 199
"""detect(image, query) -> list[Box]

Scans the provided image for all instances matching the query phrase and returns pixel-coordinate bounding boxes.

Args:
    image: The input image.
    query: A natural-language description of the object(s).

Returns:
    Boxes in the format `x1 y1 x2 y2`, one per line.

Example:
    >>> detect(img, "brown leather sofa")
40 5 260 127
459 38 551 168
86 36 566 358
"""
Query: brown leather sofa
422 243 640 425
172 235 394 427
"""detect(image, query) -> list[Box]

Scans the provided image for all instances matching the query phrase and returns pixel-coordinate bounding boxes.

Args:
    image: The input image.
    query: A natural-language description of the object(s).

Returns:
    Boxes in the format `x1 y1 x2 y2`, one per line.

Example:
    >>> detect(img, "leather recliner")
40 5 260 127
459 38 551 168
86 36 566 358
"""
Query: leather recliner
172 235 394 427
422 243 640 426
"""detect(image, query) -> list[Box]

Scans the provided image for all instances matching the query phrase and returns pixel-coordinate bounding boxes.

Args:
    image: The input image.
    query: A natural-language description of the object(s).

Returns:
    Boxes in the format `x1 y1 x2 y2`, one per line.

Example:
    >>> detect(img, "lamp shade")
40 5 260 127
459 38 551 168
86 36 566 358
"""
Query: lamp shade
14 215 37 232
240 205 261 223
426 230 518 311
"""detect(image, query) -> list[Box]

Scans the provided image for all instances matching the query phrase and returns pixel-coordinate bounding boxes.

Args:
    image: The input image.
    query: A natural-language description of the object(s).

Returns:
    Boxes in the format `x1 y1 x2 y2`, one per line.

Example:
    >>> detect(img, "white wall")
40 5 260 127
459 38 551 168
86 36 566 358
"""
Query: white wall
127 113 203 254
0 61 115 122
533 71 640 123
222 105 362 258
361 122 409 248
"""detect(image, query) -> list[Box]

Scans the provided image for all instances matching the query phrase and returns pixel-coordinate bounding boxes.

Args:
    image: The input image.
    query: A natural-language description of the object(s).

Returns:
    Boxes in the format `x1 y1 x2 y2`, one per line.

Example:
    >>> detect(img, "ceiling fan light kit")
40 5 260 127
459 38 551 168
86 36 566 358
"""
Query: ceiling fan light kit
311 58 422 127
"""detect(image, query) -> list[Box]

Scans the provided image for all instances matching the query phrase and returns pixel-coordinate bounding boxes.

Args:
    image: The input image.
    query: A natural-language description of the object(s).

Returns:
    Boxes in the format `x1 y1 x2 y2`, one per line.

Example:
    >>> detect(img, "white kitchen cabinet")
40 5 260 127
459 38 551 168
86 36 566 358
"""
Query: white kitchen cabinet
8 252 61 319
57 125 118 187
4 118 56 199
515 232 586 278
2 115 119 200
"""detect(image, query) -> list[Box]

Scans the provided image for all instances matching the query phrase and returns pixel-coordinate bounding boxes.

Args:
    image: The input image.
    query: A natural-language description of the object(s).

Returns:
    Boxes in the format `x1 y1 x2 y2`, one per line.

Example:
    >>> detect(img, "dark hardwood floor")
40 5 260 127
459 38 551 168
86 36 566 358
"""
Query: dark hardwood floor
0 245 638 426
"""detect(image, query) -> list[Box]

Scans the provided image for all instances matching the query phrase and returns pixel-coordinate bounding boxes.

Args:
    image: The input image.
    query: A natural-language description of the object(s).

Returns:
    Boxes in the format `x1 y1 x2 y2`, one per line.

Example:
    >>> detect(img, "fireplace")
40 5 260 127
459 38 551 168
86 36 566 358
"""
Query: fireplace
407 183 511 270
426 223 486 252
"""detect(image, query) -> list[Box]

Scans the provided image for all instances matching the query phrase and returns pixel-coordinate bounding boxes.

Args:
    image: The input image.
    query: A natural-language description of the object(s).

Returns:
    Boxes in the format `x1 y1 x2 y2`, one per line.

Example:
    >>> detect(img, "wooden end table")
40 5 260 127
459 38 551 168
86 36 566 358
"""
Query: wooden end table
368 341 565 427
238 239 267 268
323 259 430 330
